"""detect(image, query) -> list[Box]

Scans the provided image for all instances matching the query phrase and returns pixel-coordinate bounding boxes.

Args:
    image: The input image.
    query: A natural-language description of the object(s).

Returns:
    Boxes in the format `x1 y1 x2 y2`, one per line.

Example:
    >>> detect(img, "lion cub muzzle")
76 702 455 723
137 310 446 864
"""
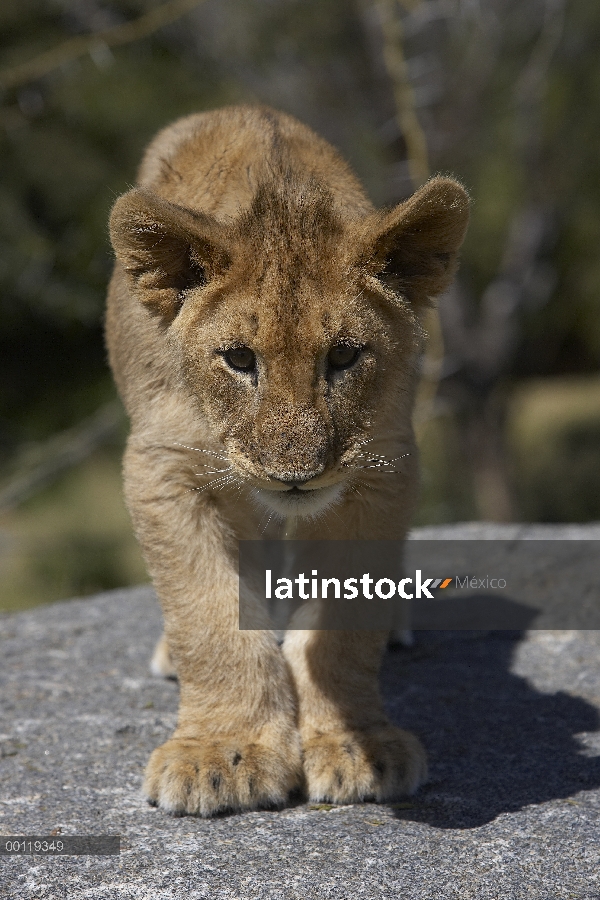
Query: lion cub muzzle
254 402 330 485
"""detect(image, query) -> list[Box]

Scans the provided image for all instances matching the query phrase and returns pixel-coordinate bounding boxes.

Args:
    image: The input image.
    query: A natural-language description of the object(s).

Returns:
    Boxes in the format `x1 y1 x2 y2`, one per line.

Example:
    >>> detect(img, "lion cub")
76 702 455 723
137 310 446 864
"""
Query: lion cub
106 106 468 816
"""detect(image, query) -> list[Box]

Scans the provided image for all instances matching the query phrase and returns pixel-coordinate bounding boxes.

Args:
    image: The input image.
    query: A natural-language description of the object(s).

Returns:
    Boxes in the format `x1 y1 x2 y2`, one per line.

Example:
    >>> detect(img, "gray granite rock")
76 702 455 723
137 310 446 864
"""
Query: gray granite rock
1 525 599 899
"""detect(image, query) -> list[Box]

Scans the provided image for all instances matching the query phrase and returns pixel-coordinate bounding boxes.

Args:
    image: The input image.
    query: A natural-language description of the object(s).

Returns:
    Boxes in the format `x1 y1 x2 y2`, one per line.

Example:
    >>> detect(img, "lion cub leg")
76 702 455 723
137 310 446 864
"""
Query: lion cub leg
125 444 302 816
283 630 427 804
150 633 177 679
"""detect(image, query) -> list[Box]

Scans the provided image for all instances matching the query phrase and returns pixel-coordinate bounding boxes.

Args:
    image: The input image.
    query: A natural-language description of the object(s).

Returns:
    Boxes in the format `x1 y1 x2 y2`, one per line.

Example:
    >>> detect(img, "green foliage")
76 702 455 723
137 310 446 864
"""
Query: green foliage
0 0 236 447
508 377 600 522
0 449 147 611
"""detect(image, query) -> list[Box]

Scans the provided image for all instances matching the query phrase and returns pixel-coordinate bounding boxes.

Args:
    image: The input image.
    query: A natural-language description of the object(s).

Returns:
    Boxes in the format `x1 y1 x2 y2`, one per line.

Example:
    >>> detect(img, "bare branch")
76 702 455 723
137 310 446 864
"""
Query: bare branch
516 0 566 109
372 0 430 187
0 0 207 92
0 402 125 513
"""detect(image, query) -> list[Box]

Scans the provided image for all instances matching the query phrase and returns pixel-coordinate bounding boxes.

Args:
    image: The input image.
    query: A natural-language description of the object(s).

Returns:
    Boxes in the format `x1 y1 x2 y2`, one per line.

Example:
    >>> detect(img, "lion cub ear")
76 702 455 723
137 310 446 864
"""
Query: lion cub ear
363 177 469 305
109 188 231 320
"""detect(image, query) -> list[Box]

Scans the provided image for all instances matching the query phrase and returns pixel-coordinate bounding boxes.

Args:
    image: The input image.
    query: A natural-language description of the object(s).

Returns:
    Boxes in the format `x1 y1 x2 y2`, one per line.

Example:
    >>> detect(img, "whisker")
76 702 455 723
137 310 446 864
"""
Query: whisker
345 451 411 472
327 504 345 525
255 504 270 531
184 474 236 495
347 469 380 493
358 453 410 466
173 442 230 461
192 460 232 467
215 477 236 492
261 512 274 535
344 464 407 472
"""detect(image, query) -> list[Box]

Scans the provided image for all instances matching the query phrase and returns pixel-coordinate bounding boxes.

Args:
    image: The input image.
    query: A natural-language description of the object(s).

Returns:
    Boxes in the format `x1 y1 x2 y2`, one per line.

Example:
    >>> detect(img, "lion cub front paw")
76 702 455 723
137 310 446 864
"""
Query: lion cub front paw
302 725 427 804
144 734 302 816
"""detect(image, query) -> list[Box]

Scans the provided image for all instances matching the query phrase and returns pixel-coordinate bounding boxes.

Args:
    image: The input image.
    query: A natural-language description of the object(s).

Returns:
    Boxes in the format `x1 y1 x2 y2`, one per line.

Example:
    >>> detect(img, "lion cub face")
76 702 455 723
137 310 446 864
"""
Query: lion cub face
176 262 408 519
110 174 468 518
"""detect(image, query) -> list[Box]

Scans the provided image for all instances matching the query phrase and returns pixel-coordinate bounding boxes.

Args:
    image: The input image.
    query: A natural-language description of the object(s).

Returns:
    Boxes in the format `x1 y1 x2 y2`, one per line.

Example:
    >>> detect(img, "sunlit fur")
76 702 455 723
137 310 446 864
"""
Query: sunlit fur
106 106 469 816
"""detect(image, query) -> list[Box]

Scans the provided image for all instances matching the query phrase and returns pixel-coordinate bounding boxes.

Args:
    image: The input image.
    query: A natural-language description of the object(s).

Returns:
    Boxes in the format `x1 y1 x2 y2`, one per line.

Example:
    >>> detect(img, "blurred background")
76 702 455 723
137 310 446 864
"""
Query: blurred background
1 0 599 611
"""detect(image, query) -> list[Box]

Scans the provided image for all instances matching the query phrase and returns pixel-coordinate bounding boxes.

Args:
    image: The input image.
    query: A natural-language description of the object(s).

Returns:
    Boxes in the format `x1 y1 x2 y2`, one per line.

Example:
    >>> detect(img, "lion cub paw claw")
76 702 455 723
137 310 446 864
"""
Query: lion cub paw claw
302 726 427 804
144 736 302 816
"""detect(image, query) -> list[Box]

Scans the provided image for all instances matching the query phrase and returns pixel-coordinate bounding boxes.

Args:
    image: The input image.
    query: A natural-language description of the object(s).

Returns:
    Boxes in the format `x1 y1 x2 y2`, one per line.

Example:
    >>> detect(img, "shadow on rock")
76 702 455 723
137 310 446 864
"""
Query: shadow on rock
381 630 600 829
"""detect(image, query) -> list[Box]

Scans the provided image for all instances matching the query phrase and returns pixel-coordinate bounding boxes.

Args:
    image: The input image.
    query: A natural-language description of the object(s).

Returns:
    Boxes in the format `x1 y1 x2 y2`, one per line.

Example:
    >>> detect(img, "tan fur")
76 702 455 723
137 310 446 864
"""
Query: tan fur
106 105 469 815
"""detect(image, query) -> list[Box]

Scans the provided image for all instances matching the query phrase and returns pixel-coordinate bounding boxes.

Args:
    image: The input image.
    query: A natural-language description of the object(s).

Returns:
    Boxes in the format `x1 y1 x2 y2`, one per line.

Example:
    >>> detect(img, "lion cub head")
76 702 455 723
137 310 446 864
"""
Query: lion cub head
110 172 468 519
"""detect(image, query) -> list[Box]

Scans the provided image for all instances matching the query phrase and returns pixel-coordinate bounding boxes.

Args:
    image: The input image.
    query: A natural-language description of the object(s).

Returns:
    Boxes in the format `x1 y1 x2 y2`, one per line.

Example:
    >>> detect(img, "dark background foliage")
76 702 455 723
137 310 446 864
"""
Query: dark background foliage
1 0 599 608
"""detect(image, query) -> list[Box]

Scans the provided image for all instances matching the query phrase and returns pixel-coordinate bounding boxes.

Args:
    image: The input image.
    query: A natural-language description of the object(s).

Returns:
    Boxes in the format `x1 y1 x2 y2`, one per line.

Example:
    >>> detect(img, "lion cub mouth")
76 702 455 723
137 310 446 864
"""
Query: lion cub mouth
253 482 345 519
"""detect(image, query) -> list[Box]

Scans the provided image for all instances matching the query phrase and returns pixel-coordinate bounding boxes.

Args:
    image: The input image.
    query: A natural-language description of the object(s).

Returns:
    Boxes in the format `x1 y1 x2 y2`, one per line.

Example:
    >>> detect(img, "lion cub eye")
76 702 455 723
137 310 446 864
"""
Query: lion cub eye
327 344 361 371
223 346 256 372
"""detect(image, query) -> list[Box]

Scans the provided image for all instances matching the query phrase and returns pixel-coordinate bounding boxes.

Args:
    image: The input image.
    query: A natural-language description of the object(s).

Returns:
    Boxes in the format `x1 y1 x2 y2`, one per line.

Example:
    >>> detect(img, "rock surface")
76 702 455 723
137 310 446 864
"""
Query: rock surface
1 525 600 899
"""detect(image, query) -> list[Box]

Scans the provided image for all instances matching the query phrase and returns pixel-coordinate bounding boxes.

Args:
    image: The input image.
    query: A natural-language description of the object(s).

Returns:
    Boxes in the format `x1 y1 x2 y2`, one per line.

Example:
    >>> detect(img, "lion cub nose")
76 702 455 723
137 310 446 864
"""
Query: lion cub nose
256 404 329 482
